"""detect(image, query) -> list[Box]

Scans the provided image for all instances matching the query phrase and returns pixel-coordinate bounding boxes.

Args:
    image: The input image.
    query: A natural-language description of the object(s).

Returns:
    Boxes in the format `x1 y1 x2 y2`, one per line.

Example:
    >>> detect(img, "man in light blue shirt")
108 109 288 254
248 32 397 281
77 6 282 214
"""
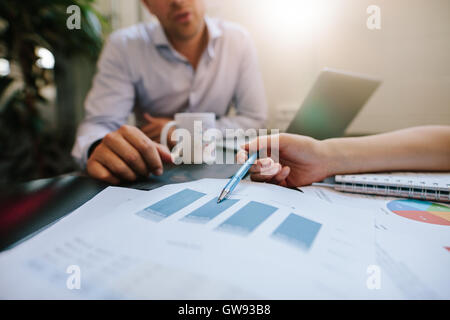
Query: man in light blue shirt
72 0 267 184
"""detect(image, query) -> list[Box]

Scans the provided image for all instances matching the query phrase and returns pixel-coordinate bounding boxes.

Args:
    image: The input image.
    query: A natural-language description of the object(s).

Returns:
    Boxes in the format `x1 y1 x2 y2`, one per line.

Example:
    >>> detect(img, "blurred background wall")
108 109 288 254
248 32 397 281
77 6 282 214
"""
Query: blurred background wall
95 0 450 134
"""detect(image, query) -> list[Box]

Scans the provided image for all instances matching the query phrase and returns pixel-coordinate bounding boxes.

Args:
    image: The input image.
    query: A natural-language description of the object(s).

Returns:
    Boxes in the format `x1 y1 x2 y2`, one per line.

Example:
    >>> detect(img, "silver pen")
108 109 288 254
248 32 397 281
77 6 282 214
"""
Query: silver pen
217 153 258 203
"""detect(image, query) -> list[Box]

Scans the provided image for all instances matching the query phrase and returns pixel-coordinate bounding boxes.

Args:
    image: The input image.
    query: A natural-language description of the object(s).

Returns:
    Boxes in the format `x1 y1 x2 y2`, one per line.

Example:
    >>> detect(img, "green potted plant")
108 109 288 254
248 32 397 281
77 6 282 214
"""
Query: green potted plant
0 0 108 186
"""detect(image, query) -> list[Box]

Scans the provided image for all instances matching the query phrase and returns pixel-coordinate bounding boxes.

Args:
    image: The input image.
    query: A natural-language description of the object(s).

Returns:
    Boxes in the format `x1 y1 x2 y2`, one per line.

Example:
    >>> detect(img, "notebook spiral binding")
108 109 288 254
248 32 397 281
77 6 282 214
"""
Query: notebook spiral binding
335 182 450 203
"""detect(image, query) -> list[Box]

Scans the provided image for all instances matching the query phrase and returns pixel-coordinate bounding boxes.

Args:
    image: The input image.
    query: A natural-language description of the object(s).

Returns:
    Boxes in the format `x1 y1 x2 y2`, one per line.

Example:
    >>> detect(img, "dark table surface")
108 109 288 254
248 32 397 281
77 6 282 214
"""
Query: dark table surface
0 159 242 252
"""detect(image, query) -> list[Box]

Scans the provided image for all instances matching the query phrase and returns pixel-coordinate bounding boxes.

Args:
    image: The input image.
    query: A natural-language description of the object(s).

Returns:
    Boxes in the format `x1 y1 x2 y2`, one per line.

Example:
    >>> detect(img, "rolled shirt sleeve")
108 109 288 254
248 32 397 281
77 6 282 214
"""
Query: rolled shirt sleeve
71 33 135 168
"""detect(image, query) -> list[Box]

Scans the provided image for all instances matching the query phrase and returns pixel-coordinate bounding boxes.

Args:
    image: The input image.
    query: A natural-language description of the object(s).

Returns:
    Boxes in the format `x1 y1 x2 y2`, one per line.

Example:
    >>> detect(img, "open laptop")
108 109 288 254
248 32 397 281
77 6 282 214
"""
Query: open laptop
286 68 381 139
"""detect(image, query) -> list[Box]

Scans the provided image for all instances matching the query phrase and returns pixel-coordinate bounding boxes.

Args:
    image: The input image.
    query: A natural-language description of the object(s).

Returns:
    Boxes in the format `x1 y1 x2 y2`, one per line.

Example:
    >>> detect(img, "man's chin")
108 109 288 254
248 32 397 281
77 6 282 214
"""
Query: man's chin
174 30 199 41
171 21 204 41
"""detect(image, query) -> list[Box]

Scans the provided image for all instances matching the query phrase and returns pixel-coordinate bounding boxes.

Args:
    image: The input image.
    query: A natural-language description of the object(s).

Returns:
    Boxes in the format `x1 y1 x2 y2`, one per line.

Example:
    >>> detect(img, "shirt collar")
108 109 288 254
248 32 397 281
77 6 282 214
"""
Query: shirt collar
152 16 223 61
204 16 222 59
152 21 170 48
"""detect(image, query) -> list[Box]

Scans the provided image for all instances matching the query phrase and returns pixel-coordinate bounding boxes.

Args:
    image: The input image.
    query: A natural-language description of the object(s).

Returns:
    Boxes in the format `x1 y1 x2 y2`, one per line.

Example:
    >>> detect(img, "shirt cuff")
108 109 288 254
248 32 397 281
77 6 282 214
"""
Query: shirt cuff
72 130 110 169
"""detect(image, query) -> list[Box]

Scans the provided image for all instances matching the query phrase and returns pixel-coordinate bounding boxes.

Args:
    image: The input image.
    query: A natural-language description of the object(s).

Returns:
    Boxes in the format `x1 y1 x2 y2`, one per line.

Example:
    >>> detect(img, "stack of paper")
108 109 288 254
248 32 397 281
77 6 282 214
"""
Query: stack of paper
1 179 447 299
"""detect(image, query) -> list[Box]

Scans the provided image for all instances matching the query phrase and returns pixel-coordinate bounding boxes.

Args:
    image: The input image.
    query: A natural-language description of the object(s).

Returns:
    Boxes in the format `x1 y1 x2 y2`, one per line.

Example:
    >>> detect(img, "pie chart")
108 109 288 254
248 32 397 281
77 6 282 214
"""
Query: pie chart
387 199 450 226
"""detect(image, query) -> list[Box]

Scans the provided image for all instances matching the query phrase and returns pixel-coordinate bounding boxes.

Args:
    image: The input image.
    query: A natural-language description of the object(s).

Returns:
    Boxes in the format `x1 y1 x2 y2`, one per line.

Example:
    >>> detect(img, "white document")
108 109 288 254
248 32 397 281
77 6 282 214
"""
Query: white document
0 186 147 299
0 179 401 299
300 186 450 299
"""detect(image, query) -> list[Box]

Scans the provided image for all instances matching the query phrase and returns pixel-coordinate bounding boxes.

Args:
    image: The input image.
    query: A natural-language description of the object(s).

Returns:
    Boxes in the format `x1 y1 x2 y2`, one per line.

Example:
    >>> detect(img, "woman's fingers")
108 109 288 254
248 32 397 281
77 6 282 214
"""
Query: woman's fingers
236 150 248 164
251 164 290 187
248 158 274 173
237 150 284 184
236 150 275 174
270 166 290 185
250 163 282 181
240 135 275 157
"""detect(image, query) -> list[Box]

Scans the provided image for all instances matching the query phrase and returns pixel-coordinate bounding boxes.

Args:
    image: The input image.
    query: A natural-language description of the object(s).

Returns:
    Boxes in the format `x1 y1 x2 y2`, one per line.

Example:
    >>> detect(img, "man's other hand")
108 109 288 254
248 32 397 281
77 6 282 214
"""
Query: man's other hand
141 113 173 143
87 125 172 184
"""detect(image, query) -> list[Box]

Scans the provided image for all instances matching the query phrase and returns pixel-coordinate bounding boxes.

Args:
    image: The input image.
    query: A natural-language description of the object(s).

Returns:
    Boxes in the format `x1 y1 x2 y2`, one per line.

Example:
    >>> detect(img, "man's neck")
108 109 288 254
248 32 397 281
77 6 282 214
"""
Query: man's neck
169 21 208 71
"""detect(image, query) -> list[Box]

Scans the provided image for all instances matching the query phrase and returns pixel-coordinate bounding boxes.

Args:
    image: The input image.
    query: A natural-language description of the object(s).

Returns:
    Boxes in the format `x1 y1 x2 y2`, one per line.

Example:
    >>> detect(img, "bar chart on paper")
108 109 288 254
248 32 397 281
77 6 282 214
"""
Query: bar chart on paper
134 188 324 252
0 179 398 300
136 189 205 222
272 214 322 251
183 198 239 223
216 201 277 236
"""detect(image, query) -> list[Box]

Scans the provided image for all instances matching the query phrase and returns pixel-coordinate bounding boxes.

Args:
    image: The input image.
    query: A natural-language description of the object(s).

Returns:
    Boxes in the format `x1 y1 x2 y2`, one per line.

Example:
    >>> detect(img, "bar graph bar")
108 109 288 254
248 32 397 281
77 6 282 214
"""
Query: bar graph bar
182 198 239 223
216 201 277 235
272 213 322 251
135 189 205 222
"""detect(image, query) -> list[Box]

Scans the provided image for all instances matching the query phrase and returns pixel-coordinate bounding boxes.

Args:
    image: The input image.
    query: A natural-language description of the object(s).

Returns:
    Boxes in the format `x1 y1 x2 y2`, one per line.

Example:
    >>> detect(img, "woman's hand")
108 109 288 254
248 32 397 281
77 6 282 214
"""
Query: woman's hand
238 133 332 187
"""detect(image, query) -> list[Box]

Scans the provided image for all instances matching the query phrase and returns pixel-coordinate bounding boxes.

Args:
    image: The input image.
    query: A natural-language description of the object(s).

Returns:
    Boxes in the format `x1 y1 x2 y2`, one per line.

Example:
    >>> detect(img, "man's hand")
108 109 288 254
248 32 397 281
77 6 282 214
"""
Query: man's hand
237 133 331 187
140 113 173 143
87 125 172 184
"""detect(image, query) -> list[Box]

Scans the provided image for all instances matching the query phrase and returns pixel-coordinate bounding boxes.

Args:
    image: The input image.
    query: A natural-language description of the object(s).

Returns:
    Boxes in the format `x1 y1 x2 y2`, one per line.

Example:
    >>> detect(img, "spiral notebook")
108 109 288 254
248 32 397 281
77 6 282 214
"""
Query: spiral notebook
314 172 450 203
